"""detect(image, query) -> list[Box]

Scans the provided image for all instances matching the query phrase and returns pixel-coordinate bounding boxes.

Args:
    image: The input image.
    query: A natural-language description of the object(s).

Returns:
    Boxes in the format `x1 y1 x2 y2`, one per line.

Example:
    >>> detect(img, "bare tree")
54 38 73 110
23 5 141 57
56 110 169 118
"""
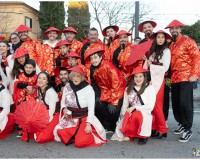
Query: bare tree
90 1 152 41
0 8 13 35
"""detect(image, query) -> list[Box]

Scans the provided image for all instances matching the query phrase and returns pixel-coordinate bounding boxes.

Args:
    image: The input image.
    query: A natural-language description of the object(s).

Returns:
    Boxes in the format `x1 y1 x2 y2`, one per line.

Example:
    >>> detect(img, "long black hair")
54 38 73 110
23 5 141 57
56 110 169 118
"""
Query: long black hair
11 54 30 79
148 34 170 62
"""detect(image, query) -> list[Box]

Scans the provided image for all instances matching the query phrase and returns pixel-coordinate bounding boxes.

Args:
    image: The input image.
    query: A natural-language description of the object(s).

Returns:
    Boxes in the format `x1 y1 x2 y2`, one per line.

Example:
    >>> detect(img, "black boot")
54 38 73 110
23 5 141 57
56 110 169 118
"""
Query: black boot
151 132 167 139
138 138 148 145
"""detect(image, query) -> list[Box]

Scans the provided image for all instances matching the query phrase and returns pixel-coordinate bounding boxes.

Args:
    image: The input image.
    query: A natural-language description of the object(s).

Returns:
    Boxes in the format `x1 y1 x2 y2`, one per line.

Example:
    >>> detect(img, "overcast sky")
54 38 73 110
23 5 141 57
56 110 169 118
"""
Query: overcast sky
11 0 200 38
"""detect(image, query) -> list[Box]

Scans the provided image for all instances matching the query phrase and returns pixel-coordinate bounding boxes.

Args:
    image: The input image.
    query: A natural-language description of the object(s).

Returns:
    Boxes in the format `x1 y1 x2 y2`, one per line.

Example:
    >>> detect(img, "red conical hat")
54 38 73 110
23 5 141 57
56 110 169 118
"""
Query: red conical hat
67 65 85 75
62 27 78 34
55 40 71 49
12 48 29 59
165 19 185 29
15 24 32 32
102 25 119 37
150 30 172 40
116 30 132 38
66 51 81 59
44 27 61 36
84 47 104 60
138 20 157 32
130 66 149 76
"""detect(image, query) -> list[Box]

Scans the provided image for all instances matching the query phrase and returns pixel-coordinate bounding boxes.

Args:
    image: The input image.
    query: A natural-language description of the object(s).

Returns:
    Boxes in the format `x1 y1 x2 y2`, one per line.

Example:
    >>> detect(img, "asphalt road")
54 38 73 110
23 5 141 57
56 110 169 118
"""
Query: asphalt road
0 87 200 159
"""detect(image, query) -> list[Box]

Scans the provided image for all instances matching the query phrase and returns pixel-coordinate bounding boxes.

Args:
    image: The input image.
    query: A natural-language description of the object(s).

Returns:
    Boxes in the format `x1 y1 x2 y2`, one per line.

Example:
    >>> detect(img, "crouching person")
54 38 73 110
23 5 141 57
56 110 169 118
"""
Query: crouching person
53 65 107 148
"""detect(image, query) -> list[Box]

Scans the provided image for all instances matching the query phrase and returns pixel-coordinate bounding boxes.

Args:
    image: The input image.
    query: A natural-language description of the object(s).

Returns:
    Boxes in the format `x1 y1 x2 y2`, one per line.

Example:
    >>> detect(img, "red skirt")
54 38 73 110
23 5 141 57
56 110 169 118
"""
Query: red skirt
120 111 147 139
34 114 60 143
57 117 105 148
0 113 15 139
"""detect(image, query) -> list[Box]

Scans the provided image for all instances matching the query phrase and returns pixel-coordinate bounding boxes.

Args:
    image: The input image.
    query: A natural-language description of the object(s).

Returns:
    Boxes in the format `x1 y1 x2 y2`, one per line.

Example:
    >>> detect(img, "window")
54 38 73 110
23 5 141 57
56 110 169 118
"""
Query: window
25 16 32 28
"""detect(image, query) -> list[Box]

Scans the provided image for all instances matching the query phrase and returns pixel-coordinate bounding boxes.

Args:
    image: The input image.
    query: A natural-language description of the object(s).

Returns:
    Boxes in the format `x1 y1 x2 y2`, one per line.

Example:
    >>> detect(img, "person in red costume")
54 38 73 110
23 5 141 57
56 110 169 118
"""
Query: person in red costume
53 65 107 148
43 27 62 75
84 47 126 132
102 25 119 48
82 29 90 46
14 24 53 75
143 30 172 139
165 19 200 142
111 66 156 145
0 75 15 139
13 59 37 105
81 27 110 68
66 51 90 82
62 27 83 55
110 30 141 79
34 71 59 143
138 20 157 44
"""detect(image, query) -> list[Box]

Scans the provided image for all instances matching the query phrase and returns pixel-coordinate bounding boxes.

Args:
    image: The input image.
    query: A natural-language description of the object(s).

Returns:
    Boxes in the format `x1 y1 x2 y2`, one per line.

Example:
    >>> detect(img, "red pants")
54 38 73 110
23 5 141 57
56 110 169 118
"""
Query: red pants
35 114 59 143
121 111 147 139
0 113 15 139
152 80 167 134
57 117 104 148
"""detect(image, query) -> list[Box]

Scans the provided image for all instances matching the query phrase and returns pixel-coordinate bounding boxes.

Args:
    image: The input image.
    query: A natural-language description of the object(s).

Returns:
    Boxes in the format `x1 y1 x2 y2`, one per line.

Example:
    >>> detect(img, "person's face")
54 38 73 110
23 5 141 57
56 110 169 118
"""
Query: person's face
89 30 98 43
59 70 68 83
0 42 9 54
59 45 69 56
169 26 182 37
156 33 165 45
72 72 82 86
11 35 20 45
47 31 58 41
134 38 141 44
17 55 26 65
119 34 128 45
18 31 29 41
134 73 144 87
37 73 48 88
142 23 154 37
24 64 35 74
106 28 116 38
65 32 75 42
90 53 102 67
67 57 78 67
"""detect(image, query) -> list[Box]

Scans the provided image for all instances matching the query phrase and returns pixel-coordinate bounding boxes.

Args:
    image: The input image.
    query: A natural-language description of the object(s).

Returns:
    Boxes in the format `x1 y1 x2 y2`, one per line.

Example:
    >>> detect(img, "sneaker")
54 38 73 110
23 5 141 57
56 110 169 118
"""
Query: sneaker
173 124 184 134
178 130 192 142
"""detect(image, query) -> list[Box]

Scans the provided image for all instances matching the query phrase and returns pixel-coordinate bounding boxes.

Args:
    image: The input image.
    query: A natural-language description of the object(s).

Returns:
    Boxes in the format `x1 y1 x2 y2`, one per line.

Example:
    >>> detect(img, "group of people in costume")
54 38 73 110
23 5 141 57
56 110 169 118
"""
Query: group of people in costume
0 18 200 148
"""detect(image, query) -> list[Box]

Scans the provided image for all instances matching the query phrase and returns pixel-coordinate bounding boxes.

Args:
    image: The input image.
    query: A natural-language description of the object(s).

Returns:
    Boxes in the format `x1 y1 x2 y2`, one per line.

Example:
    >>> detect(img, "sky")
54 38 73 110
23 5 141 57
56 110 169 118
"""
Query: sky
5 0 200 38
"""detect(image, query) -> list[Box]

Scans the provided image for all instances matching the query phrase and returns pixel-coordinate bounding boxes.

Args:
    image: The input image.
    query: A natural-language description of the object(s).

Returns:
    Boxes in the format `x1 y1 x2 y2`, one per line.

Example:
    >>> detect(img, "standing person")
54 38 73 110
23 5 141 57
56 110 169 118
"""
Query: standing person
14 24 52 73
53 65 107 148
80 27 110 68
10 33 22 54
165 19 200 142
138 20 157 44
102 25 119 48
144 30 172 138
111 66 156 145
62 27 83 55
82 29 90 46
84 47 126 132
0 75 15 139
34 71 59 143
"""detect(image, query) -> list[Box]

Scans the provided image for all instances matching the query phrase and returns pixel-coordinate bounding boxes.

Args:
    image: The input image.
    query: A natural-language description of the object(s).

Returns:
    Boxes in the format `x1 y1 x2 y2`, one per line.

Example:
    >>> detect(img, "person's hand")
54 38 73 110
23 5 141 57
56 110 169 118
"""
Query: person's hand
107 104 117 114
26 86 36 95
26 86 33 91
85 123 92 133
127 106 136 114
142 55 147 61
189 76 197 82
147 60 152 66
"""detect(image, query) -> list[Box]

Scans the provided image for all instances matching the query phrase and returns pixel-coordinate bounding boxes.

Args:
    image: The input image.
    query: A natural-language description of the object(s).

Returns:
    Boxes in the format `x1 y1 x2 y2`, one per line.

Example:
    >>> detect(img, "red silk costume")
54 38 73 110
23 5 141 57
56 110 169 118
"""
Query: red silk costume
92 60 126 106
13 73 37 105
69 39 83 56
170 34 200 83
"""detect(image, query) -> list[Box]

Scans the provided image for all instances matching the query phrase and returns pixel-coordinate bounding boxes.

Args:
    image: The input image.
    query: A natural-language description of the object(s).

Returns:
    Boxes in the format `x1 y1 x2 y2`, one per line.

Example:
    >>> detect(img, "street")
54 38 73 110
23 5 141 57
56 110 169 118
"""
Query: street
0 88 200 159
